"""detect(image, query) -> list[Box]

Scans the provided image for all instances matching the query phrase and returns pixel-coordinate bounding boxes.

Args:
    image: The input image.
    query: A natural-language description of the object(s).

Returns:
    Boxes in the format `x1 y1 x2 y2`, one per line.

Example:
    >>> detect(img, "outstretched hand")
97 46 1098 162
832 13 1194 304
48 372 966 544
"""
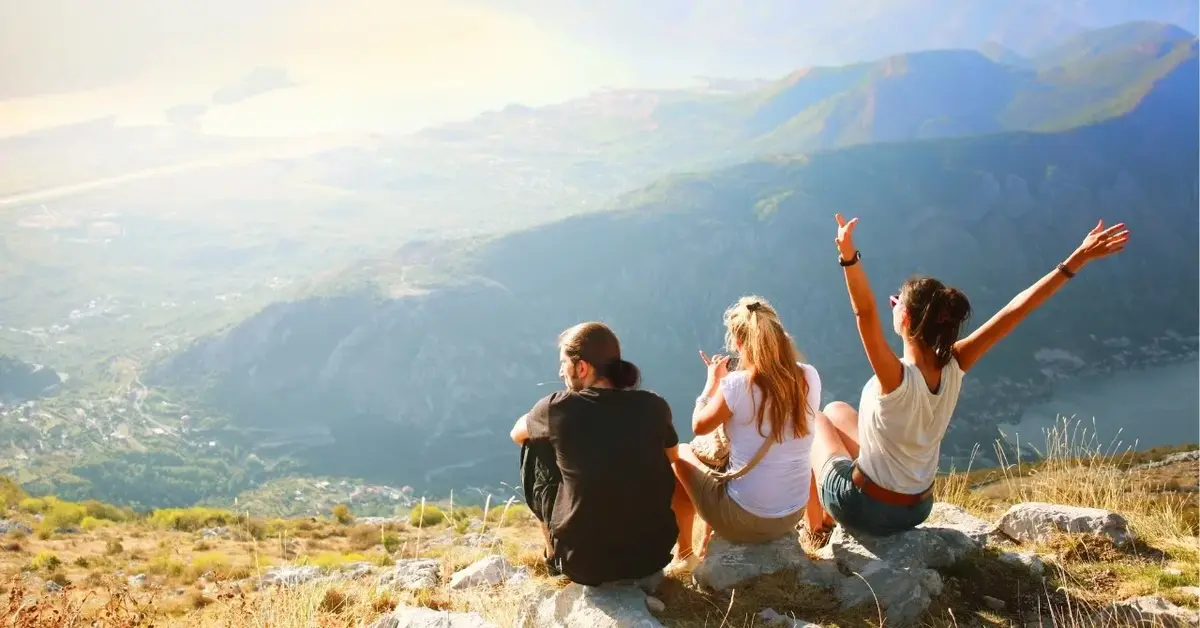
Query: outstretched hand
1075 220 1129 263
834 213 859 261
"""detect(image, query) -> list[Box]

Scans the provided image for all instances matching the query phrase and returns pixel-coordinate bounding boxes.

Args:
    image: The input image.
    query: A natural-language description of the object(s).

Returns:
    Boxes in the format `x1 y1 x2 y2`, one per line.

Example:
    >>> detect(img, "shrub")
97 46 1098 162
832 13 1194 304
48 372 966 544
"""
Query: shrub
30 551 61 571
148 507 242 532
80 516 108 532
147 555 187 578
486 503 534 526
189 552 232 580
381 532 401 553
348 525 381 552
0 476 26 511
301 552 367 570
319 588 353 614
409 504 445 527
81 500 134 523
104 539 124 555
332 504 354 525
72 556 89 568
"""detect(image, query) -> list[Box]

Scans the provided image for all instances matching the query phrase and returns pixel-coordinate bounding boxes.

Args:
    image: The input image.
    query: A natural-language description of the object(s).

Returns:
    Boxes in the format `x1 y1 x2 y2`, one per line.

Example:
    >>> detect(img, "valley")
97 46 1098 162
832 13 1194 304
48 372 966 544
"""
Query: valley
0 20 1196 515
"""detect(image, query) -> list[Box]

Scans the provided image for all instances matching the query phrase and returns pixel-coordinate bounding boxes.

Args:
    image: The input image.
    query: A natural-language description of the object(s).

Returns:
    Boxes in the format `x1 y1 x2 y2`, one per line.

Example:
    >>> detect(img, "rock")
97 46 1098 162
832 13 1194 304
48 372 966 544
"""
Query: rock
1136 450 1200 469
995 502 1132 546
918 503 1001 546
449 555 519 589
519 583 663 628
505 567 533 588
982 595 1005 611
694 534 840 592
461 533 501 547
379 559 441 592
817 526 978 627
369 606 497 628
1174 586 1200 600
334 561 375 580
1164 567 1183 577
0 520 32 536
997 551 1046 577
200 527 231 539
759 607 822 627
1103 595 1200 628
645 596 665 613
44 581 62 592
259 565 325 588
356 517 409 527
128 574 147 588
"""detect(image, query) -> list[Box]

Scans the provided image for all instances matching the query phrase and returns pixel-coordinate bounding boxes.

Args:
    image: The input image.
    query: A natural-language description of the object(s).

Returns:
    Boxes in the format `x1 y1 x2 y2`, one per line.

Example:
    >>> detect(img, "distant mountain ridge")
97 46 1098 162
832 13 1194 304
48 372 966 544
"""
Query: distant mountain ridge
151 57 1199 502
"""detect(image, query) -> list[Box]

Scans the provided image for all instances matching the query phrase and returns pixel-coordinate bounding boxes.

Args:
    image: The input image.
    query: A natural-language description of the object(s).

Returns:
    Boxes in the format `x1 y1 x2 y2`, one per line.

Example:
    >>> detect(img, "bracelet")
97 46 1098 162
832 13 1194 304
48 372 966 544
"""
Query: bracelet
1056 263 1076 279
695 395 711 408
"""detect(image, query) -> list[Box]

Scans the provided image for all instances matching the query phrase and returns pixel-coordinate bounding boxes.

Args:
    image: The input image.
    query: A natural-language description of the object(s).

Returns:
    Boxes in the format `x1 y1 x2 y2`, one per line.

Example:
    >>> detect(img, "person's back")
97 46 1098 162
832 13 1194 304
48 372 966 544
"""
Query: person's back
529 387 678 584
510 321 679 589
855 358 963 493
722 364 820 517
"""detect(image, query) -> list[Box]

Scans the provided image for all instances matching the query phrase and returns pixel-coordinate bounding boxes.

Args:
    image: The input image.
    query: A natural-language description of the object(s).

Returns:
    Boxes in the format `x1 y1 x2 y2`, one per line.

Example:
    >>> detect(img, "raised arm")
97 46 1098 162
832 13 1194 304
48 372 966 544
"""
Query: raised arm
692 351 733 435
953 220 1129 372
834 214 904 394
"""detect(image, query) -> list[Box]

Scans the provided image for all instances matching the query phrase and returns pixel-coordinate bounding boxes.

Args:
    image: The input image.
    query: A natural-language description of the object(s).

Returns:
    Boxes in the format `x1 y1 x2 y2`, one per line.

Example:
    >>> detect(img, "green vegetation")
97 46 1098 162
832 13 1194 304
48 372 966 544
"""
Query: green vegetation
409 504 445 527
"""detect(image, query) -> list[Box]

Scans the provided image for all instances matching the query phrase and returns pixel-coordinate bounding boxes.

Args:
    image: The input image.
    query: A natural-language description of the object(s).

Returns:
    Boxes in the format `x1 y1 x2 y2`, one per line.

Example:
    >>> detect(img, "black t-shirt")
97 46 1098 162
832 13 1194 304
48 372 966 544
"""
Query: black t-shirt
526 387 679 585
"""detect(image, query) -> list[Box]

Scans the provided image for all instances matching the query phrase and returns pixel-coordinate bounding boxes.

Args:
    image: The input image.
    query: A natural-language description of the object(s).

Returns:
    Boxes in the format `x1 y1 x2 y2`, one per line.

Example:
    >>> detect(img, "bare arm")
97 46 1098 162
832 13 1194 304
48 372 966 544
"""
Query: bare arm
954 220 1129 372
835 214 904 393
693 387 732 435
509 414 529 445
692 352 733 434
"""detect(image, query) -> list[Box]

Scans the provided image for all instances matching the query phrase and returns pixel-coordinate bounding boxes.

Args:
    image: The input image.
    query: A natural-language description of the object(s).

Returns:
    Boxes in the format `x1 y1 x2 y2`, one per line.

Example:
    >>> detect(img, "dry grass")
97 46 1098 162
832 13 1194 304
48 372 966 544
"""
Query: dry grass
0 418 1196 627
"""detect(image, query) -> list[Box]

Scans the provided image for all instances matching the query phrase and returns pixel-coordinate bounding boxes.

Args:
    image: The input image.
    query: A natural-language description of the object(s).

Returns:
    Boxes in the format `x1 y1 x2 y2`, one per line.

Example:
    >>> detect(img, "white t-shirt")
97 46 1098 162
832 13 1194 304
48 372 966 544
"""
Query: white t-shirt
856 357 964 494
719 363 821 518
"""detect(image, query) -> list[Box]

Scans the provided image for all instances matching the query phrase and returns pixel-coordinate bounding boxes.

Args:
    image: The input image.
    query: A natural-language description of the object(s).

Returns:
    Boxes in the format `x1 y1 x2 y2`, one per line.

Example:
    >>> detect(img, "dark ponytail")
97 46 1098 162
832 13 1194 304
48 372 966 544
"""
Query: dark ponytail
901 278 972 368
604 359 642 390
558 322 641 389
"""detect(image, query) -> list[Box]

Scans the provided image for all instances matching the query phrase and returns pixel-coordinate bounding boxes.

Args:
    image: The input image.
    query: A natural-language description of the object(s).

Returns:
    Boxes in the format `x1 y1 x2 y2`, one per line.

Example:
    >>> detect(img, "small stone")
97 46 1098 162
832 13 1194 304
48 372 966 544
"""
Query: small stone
645 596 665 613
1174 586 1200 600
128 573 147 588
378 559 440 592
998 551 1046 576
44 581 62 592
759 607 822 627
982 595 1005 611
918 503 1002 546
1163 567 1183 577
369 606 497 628
1105 595 1200 628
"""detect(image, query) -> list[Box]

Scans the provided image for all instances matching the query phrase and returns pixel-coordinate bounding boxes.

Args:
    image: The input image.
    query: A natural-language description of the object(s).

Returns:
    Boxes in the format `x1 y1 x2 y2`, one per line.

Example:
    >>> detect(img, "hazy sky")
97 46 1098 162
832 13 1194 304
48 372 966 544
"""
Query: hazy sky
0 0 1194 138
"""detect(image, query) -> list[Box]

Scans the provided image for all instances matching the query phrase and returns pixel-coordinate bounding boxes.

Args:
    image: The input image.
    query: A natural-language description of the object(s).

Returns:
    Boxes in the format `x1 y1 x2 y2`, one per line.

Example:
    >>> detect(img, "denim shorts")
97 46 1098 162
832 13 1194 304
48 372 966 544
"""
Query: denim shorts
817 456 933 536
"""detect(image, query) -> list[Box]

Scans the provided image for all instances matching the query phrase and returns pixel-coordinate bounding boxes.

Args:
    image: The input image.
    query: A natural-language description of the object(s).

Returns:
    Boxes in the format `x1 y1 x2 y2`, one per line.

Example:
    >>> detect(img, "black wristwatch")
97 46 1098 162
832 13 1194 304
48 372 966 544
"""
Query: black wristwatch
839 250 862 267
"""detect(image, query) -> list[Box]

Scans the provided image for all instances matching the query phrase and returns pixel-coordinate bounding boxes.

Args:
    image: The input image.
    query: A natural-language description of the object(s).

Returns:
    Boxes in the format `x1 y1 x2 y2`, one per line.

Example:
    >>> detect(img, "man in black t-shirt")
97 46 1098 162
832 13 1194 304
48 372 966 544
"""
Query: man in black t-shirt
510 322 679 589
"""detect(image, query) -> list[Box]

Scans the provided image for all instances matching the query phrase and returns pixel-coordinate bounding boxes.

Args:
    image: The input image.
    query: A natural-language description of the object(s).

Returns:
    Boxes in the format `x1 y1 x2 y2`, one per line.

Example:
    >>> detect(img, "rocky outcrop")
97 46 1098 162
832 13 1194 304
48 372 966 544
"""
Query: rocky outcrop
917 502 1003 546
693 535 840 592
1136 450 1200 469
369 606 497 628
378 559 442 592
258 565 325 588
518 583 664 628
1100 595 1200 628
995 502 1133 546
0 520 32 536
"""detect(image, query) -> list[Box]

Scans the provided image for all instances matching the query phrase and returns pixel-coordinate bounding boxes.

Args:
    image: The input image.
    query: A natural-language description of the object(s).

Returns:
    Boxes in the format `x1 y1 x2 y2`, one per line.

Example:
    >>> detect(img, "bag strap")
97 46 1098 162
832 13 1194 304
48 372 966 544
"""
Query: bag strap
706 431 776 484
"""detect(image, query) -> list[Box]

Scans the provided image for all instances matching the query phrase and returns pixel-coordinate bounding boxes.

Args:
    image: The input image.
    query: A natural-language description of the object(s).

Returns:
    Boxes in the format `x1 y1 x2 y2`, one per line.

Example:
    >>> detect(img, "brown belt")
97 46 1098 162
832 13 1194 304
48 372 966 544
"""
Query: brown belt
851 462 933 507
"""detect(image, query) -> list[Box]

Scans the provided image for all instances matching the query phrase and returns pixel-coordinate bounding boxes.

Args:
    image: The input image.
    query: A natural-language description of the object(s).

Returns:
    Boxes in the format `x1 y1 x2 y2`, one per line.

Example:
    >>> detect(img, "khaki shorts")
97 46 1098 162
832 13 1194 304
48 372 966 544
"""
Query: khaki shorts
677 460 803 544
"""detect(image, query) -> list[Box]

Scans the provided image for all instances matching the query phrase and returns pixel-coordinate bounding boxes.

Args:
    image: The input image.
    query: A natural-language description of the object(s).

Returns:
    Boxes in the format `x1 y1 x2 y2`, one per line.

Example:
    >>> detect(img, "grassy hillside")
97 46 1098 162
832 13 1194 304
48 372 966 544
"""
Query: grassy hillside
0 428 1195 627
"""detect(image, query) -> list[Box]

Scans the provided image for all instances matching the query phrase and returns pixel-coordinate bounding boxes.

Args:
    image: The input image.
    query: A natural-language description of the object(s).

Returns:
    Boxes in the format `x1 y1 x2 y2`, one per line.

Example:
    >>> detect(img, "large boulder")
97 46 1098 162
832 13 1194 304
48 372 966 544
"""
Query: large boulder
369 607 497 628
816 525 979 627
693 534 840 592
917 503 1002 546
995 502 1133 546
518 583 664 628
258 565 325 588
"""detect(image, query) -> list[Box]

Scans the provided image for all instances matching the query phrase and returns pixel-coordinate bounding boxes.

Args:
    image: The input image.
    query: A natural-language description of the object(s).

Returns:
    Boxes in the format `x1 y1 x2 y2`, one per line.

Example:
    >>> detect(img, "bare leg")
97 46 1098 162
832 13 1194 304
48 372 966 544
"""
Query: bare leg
671 475 696 559
538 521 553 556
804 401 862 533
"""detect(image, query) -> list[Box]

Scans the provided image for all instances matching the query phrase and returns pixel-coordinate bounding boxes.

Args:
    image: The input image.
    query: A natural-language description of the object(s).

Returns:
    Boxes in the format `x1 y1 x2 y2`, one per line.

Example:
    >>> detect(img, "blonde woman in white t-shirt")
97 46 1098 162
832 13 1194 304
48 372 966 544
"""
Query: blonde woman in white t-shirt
670 296 821 566
801 213 1130 549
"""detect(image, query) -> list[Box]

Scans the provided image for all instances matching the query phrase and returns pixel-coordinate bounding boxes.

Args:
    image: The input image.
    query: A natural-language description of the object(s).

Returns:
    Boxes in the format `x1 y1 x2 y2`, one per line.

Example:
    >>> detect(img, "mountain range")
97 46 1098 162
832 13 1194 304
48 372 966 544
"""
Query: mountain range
149 35 1199 503
1 21 1197 511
